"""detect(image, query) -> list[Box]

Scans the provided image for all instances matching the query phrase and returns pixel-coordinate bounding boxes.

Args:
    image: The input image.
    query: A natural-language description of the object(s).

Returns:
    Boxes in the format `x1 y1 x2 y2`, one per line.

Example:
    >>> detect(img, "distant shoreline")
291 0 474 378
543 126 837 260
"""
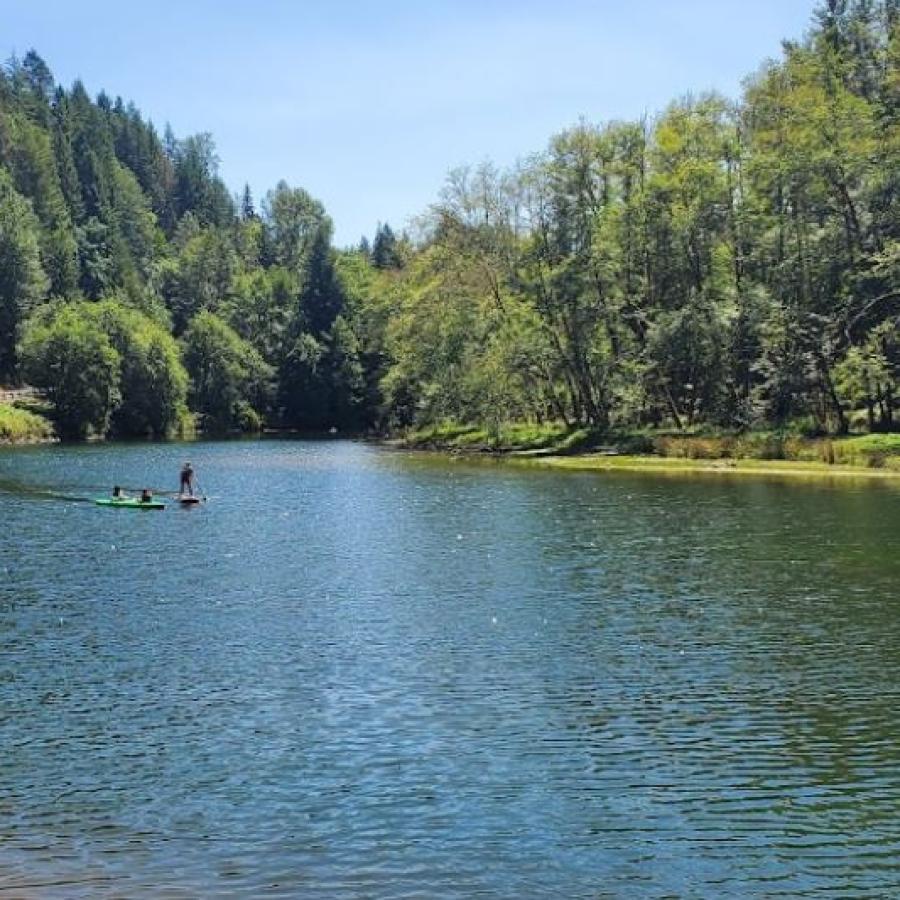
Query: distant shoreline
386 426 900 482
6 424 900 483
520 453 900 481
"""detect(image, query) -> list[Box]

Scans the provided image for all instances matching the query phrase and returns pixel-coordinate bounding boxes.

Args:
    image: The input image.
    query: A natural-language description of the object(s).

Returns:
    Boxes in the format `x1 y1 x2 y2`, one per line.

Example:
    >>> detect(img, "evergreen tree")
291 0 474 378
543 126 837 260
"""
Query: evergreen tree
241 183 257 220
297 226 344 337
0 167 49 380
371 222 402 269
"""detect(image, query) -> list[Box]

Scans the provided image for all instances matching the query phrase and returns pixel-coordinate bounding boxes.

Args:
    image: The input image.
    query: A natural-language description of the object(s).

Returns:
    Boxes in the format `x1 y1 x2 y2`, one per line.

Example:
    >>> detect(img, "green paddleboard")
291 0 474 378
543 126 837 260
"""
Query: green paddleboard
94 497 166 510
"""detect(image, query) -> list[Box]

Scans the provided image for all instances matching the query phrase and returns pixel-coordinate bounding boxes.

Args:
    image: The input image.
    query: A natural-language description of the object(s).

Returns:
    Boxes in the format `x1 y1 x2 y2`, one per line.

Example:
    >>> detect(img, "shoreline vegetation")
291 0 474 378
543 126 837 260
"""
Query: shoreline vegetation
394 422 900 479
0 402 54 444
1 4 899 462
4 407 900 482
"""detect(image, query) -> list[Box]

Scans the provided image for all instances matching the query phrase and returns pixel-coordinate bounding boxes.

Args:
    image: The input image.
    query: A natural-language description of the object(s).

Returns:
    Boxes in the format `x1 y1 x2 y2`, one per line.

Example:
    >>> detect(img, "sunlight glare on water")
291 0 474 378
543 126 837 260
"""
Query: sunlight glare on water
2 440 900 897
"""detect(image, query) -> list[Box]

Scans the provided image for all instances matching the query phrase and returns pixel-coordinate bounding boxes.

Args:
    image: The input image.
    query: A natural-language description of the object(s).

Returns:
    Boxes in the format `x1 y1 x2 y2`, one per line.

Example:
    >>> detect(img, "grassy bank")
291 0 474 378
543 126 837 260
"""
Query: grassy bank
397 423 900 476
530 453 900 480
0 404 55 444
398 422 593 454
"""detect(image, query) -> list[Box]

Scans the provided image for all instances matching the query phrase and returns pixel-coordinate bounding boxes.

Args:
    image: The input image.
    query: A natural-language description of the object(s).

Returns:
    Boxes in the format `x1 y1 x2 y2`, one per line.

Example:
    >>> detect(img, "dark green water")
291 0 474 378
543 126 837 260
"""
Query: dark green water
2 440 900 898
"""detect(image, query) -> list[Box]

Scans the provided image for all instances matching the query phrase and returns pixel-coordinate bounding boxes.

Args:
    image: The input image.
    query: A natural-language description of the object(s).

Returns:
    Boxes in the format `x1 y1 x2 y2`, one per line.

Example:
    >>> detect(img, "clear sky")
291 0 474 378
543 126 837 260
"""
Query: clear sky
4 0 817 245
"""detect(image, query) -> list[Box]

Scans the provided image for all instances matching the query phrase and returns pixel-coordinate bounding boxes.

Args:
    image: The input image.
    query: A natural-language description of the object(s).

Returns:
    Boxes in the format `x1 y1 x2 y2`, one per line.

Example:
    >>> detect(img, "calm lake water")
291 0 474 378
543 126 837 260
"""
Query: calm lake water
2 440 900 898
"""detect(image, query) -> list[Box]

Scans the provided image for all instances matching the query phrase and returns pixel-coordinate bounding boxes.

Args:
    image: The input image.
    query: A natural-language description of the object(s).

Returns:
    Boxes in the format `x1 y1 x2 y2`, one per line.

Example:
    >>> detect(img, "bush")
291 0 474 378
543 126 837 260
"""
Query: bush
653 435 727 459
788 416 828 439
234 401 263 433
0 404 53 442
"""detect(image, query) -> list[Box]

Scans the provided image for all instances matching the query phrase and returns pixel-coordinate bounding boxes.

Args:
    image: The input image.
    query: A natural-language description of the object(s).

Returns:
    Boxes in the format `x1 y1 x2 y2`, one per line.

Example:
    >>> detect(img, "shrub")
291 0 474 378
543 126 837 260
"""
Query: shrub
0 404 53 442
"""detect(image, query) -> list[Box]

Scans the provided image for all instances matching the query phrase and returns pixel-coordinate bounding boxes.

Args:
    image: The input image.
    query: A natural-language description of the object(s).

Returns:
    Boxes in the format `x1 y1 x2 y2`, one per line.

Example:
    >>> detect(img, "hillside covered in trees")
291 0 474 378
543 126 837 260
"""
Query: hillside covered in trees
1 0 899 441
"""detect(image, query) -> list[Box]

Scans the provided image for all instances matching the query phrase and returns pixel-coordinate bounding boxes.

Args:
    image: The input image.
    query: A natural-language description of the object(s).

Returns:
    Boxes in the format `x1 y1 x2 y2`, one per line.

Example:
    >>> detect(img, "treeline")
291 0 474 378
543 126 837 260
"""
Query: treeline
0 51 382 437
380 0 900 436
2 0 900 440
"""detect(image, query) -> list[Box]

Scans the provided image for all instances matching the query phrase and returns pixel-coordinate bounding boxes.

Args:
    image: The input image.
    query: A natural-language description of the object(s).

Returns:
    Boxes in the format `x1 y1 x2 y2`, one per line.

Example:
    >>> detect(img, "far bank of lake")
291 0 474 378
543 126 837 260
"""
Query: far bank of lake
390 423 900 482
6 403 900 485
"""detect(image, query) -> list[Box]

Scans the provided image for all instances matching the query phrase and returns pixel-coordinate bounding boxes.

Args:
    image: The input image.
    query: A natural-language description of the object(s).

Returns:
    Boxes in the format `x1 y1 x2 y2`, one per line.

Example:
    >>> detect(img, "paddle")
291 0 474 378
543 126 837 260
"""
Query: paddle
173 479 207 502
103 479 207 501
116 487 180 497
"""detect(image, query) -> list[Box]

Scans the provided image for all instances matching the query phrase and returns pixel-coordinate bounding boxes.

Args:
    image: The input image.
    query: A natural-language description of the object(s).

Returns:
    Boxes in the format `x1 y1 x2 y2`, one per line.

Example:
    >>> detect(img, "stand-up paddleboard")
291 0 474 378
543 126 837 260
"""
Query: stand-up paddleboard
95 497 165 510
178 495 202 505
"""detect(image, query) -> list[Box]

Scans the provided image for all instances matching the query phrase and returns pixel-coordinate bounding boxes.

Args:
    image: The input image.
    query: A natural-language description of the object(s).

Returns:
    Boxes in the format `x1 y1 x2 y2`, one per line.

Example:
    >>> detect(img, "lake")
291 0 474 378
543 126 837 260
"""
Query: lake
2 439 900 898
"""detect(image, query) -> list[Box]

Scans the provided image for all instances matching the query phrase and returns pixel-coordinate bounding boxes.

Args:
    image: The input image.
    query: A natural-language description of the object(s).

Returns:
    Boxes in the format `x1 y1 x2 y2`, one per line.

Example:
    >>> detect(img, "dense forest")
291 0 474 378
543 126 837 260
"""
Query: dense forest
1 0 899 440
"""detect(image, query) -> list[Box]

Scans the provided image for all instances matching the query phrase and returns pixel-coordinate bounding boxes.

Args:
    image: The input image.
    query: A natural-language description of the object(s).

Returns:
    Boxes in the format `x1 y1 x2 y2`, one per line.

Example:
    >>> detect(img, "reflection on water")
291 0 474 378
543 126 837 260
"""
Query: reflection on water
2 440 900 897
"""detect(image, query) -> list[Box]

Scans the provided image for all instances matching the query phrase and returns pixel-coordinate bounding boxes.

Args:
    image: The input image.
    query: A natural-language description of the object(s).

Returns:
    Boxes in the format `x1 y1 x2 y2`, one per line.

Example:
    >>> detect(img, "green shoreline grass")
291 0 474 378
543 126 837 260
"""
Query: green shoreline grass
397 423 900 481
0 404 55 445
525 453 900 480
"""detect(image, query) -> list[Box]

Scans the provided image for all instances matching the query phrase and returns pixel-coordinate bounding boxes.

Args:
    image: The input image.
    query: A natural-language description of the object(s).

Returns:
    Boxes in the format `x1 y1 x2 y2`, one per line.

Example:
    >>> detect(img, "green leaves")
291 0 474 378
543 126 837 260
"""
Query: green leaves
0 166 49 380
19 304 121 438
181 311 272 433
19 299 187 438
4 9 900 442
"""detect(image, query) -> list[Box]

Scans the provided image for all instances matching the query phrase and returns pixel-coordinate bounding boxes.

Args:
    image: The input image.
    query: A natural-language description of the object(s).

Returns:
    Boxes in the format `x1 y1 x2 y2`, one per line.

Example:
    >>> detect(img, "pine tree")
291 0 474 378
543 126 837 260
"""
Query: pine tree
371 222 401 269
0 168 49 380
298 226 344 337
241 183 257 220
21 50 54 103
51 89 84 224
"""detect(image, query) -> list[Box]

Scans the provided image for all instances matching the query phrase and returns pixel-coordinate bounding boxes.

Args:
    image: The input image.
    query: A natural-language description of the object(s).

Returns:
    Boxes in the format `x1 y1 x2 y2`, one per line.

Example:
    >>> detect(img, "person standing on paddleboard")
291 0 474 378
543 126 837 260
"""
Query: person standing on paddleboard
180 461 195 497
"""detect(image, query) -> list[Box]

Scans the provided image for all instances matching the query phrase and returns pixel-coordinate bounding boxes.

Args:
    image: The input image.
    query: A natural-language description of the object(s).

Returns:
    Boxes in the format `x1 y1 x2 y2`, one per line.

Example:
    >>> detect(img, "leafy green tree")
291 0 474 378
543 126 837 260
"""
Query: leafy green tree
279 331 327 428
2 114 78 296
87 300 188 436
20 50 54 103
67 80 115 222
50 89 84 224
324 316 367 429
181 311 273 431
109 161 158 280
262 181 326 270
221 266 294 363
76 217 115 298
20 299 187 437
20 304 121 438
161 227 238 332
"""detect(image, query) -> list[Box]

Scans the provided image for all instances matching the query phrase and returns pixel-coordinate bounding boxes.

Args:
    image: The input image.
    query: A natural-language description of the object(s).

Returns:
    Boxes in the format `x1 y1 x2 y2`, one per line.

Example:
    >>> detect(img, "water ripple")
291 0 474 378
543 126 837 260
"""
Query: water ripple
1 441 900 897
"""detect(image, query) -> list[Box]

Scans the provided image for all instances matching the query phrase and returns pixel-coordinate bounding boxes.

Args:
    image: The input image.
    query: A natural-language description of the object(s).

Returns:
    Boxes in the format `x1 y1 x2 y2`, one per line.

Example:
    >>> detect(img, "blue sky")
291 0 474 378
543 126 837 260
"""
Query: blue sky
4 0 817 245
